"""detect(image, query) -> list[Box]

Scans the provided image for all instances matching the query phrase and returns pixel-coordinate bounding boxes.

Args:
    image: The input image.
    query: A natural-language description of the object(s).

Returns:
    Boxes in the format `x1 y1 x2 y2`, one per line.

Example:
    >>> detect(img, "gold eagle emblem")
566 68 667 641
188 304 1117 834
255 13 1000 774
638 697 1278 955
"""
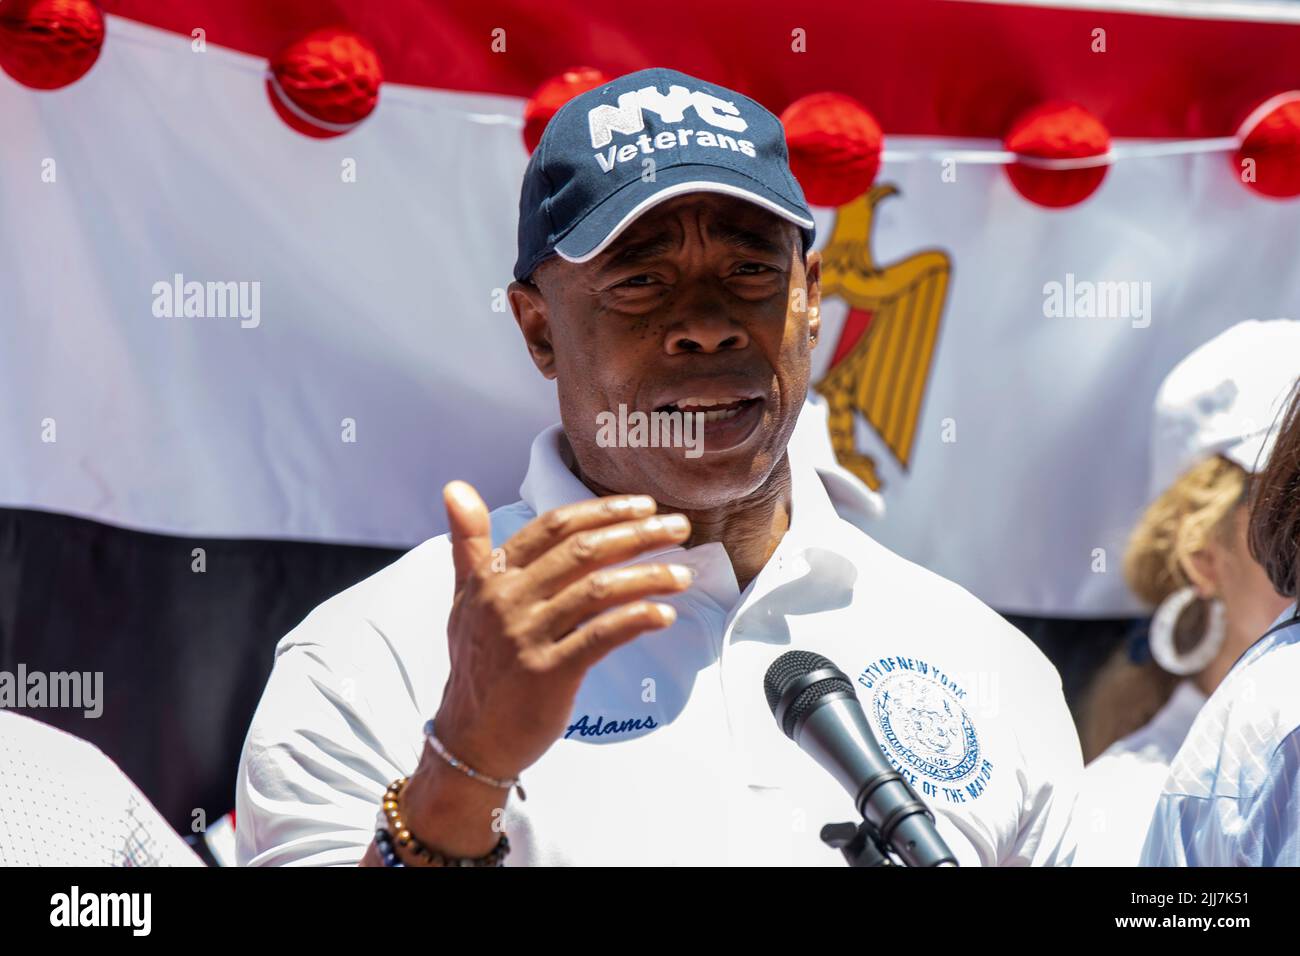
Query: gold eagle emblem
814 185 952 491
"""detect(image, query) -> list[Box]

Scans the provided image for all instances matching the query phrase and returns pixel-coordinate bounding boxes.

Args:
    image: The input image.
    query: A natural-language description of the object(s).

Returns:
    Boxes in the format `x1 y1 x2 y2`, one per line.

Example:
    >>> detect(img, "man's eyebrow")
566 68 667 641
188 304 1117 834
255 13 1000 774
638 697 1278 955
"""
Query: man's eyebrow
600 233 679 271
599 221 790 271
710 222 789 257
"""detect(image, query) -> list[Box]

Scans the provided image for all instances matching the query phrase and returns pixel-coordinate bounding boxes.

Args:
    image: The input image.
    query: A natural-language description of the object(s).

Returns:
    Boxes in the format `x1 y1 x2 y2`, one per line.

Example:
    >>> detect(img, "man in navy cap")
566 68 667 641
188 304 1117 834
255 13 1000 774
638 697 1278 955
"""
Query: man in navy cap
236 68 1082 867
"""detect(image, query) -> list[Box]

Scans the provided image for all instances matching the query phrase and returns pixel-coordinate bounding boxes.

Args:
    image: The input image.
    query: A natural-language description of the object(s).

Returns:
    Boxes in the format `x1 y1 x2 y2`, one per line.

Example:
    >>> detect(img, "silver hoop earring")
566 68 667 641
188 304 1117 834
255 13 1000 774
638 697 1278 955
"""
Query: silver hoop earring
1148 586 1226 676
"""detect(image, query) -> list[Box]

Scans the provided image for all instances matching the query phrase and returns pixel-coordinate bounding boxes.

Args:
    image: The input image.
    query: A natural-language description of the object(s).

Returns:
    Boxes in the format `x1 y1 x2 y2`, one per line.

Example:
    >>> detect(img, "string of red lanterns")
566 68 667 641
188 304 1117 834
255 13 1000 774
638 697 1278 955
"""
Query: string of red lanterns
519 70 1300 205
3 2 1298 204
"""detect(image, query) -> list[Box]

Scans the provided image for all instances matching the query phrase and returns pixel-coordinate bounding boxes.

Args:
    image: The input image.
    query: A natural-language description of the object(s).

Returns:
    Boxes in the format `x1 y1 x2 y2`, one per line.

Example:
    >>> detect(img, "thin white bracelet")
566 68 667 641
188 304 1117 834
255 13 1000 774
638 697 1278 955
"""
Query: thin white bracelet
423 718 526 801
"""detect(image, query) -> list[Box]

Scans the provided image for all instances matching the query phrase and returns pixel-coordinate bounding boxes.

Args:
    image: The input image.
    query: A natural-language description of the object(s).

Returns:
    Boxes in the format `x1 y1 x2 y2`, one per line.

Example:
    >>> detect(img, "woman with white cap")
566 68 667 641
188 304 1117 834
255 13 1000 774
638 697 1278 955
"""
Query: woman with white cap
1071 319 1300 866
1142 371 1300 866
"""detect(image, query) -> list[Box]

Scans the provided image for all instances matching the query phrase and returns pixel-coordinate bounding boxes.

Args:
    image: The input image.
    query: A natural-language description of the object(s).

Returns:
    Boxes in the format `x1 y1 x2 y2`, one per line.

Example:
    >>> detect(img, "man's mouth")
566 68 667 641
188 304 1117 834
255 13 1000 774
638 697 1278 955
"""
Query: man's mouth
646 390 767 454
655 396 762 423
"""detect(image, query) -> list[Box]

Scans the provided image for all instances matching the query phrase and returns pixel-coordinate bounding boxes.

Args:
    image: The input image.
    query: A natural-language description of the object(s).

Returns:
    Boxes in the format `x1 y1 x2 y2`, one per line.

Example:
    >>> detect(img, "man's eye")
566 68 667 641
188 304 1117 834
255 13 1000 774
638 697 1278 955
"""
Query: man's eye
617 274 658 288
733 262 774 275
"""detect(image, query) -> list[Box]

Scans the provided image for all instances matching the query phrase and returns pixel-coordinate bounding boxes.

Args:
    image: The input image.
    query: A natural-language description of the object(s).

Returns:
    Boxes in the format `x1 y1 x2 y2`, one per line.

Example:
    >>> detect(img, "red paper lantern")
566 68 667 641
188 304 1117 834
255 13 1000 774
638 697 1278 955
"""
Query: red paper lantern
0 0 104 91
781 92 882 208
266 27 382 139
1004 102 1110 208
1234 92 1300 200
523 67 608 154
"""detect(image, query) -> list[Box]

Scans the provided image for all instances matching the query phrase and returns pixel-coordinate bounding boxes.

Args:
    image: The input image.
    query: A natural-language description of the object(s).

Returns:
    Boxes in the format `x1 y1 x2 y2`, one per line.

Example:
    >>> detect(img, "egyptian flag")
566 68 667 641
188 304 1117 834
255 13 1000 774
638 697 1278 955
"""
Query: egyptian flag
3 0 1300 829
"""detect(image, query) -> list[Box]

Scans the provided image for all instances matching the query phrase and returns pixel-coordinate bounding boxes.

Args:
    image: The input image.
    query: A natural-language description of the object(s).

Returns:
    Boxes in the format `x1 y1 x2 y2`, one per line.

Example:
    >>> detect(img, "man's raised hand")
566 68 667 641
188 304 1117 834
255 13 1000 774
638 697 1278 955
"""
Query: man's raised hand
432 480 693 781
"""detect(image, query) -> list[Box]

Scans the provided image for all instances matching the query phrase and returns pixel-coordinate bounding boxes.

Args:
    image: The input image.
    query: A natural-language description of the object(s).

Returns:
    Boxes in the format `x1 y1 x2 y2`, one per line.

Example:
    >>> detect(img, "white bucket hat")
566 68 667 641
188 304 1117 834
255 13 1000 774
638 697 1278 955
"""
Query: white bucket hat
1149 319 1300 500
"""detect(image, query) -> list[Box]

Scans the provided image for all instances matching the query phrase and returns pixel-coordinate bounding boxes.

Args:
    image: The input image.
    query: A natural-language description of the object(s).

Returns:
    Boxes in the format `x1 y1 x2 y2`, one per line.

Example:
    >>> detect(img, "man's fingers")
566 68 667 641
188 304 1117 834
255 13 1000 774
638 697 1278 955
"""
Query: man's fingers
444 480 492 592
551 601 678 673
523 513 692 597
540 563 693 637
502 495 658 568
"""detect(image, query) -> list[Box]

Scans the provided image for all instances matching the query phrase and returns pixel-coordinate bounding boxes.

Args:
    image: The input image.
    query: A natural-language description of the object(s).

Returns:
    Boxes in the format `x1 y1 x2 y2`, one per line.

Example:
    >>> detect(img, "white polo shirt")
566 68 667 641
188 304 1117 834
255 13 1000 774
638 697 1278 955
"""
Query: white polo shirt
1070 680 1205 866
236 426 1082 867
1141 605 1300 866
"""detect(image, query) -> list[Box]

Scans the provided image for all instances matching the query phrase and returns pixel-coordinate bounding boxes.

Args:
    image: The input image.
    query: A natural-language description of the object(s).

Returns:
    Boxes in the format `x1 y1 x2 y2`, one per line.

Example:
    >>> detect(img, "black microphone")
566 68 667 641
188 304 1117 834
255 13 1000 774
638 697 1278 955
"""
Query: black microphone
764 650 957 867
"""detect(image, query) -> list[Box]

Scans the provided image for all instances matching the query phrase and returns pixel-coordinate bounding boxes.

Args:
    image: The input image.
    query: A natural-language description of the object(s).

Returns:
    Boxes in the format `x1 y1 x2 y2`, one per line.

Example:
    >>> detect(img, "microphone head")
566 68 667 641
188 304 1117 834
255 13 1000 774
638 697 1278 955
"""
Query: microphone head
764 650 856 738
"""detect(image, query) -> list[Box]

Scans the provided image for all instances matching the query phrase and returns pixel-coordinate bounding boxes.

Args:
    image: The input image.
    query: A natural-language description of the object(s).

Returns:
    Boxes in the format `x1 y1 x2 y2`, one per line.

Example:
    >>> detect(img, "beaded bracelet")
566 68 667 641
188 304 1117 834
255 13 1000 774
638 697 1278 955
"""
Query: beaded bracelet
376 775 510 867
374 825 405 867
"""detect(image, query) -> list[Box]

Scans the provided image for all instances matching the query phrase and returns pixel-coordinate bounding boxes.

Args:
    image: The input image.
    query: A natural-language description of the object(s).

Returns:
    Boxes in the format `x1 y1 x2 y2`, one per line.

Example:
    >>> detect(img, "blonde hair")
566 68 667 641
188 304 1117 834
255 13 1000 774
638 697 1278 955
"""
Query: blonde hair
1123 455 1249 607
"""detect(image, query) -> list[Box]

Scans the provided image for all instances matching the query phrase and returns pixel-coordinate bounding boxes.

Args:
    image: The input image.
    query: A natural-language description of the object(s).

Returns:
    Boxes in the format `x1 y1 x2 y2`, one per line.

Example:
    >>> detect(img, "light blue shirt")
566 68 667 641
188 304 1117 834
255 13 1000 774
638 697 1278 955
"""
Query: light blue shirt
1141 604 1300 866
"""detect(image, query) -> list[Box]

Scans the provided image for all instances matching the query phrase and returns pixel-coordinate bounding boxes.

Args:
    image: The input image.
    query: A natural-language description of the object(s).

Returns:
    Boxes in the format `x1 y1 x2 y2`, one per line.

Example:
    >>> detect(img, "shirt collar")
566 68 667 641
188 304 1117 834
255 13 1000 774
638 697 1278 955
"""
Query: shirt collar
516 424 857 610
1225 600 1300 679
518 425 597 515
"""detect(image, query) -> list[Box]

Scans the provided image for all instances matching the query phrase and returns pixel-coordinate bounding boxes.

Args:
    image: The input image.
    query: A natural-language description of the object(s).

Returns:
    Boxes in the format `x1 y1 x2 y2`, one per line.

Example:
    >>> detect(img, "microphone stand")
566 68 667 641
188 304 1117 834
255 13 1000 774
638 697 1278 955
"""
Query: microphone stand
819 820 896 868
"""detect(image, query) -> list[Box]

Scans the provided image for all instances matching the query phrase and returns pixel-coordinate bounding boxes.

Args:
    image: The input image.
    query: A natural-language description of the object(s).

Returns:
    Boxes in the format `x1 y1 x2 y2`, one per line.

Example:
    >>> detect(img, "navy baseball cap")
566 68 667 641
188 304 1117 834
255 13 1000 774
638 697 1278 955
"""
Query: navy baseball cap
514 67 816 282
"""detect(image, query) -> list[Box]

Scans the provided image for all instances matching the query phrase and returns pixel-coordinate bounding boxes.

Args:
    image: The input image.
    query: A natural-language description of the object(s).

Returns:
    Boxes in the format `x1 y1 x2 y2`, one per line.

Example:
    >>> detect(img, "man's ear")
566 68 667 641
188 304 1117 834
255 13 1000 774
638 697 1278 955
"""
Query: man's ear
508 278 557 380
804 249 822 345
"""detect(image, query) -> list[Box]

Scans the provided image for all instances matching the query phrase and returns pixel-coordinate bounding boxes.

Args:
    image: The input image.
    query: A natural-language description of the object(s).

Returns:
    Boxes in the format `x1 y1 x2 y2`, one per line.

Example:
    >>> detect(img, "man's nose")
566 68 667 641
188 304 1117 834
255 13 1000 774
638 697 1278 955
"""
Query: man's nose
663 310 750 355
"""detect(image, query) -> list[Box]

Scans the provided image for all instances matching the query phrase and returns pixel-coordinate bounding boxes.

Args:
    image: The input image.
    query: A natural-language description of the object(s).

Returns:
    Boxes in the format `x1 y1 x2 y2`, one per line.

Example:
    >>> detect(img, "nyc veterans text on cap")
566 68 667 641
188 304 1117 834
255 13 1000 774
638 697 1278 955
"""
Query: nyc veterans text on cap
514 67 816 282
